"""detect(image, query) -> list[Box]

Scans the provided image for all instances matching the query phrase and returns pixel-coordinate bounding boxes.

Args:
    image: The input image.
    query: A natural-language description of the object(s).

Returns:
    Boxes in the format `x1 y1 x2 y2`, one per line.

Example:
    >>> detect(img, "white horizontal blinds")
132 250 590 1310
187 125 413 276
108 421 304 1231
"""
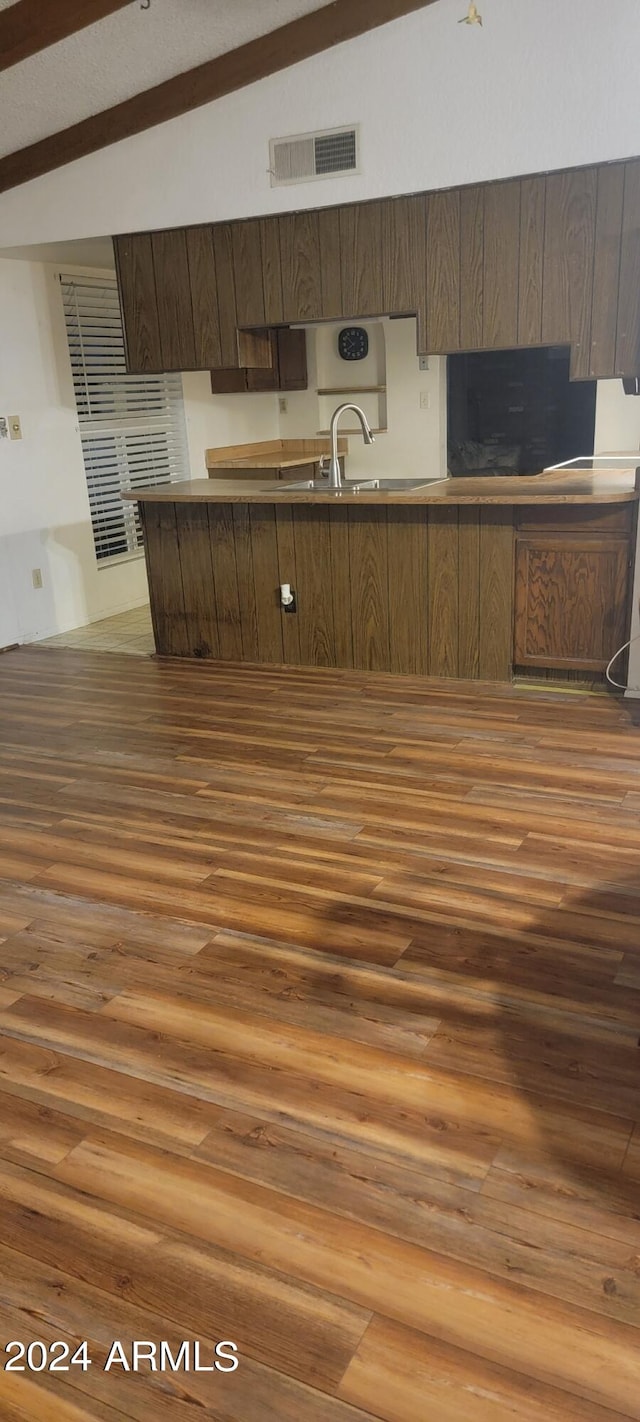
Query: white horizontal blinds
61 274 188 561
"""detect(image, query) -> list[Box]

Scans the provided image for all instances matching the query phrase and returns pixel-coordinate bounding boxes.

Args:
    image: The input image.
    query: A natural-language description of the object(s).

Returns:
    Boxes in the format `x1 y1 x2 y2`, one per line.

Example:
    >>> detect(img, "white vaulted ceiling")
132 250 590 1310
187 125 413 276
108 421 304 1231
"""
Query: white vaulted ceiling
0 0 328 161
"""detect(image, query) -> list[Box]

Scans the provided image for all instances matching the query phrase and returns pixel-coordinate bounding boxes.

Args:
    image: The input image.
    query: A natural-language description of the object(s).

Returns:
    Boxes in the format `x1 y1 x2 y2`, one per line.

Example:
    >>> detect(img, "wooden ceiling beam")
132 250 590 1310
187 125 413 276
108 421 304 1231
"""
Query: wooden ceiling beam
0 0 440 194
0 0 133 72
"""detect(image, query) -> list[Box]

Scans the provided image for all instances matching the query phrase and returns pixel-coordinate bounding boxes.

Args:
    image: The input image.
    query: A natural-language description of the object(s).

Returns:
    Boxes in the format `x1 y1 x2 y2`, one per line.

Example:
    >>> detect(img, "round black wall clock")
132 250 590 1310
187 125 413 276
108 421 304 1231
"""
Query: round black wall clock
338 326 369 361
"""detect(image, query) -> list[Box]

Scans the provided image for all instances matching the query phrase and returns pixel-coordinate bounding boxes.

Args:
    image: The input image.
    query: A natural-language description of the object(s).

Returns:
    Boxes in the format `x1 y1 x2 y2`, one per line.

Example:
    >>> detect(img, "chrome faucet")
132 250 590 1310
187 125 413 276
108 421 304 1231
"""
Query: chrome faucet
328 403 375 488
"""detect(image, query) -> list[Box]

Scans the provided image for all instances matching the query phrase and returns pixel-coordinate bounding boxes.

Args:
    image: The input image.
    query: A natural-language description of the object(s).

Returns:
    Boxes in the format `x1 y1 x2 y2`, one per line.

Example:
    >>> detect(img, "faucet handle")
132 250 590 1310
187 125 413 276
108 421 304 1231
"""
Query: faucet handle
318 456 331 479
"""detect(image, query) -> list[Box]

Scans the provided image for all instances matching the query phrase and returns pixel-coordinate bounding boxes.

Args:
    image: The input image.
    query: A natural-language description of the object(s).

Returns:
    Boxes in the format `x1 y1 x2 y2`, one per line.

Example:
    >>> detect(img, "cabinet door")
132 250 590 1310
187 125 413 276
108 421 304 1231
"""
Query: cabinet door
482 180 520 349
114 233 162 373
514 535 630 670
425 190 461 352
541 168 597 377
151 229 197 371
276 328 308 390
616 160 640 377
589 164 625 378
187 226 222 368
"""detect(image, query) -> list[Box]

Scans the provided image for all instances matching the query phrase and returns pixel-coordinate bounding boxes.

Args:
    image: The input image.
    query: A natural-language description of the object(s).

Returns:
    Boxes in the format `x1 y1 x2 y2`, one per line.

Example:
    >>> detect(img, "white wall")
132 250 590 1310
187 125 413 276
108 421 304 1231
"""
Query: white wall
594 381 640 458
0 258 151 645
182 374 279 475
280 318 446 479
1 0 640 247
0 257 280 645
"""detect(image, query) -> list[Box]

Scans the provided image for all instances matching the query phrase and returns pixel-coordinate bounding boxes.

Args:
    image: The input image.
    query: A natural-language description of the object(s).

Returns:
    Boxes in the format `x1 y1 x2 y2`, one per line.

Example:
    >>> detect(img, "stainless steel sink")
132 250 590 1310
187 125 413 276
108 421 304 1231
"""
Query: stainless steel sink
273 477 446 494
365 478 447 490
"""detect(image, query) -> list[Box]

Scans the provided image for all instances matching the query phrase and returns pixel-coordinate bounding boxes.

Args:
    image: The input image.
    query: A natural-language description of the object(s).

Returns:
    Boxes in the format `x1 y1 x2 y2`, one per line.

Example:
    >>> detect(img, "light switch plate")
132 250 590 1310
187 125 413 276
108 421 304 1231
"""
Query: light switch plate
8 415 22 440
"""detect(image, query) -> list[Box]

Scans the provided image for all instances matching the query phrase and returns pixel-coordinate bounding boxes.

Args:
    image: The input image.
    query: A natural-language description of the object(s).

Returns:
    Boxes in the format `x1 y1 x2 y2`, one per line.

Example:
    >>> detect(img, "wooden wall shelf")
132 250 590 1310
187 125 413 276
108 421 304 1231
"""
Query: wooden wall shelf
317 385 387 396
317 428 387 436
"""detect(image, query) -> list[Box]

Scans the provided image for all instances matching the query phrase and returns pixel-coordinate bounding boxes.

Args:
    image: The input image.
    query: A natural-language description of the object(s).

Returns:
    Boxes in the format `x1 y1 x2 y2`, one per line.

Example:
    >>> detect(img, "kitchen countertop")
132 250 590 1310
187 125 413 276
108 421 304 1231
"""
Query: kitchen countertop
123 469 640 506
205 438 349 472
207 454 326 469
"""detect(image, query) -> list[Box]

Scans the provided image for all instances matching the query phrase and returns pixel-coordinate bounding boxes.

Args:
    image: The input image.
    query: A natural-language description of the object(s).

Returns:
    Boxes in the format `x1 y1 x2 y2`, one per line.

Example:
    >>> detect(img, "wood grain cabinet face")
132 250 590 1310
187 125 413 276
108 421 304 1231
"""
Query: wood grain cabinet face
616 160 640 377
114 233 162 373
514 535 630 670
116 156 640 378
209 328 307 394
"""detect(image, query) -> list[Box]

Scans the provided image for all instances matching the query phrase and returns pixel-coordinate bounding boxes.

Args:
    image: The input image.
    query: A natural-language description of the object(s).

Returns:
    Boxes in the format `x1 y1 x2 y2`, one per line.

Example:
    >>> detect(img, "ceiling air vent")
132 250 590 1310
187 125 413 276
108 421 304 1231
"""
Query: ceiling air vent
269 125 359 187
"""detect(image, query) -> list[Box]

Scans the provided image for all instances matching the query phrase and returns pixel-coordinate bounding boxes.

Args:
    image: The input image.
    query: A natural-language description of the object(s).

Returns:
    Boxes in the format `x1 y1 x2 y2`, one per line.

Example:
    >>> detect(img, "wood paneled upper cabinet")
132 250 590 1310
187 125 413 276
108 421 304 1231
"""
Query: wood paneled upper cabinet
231 220 265 328
589 164 625 378
260 217 284 325
212 223 241 367
459 186 484 350
541 167 597 377
114 233 162 373
186 226 222 368
514 532 630 671
425 190 461 352
279 211 322 322
482 180 520 349
616 159 640 377
209 328 307 394
151 229 197 371
318 208 343 320
115 156 640 378
339 202 384 317
382 195 425 318
518 176 545 346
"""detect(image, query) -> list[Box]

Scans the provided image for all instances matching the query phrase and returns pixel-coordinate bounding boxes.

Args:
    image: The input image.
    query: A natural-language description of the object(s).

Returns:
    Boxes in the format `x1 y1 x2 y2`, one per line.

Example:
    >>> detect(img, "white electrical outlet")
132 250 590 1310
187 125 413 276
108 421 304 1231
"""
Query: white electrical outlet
278 397 288 415
419 356 430 372
32 568 43 589
0 416 8 439
419 391 430 410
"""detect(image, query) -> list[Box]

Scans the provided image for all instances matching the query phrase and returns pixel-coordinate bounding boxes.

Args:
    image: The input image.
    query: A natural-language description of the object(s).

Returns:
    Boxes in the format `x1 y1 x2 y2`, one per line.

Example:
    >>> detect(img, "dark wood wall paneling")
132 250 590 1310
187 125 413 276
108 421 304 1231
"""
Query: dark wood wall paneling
115 156 640 378
140 504 189 657
142 499 634 679
142 503 515 681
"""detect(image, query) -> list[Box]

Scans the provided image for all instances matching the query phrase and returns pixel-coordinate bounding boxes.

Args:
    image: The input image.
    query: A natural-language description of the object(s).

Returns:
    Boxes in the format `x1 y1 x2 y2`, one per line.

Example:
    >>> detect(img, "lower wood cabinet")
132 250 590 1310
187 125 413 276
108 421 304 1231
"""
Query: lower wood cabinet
139 497 634 680
514 533 631 670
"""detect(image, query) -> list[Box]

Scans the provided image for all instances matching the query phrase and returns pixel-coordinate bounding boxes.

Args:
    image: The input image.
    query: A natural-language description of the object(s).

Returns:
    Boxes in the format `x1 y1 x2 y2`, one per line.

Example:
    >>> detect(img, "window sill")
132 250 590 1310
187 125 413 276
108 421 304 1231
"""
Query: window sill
97 550 145 571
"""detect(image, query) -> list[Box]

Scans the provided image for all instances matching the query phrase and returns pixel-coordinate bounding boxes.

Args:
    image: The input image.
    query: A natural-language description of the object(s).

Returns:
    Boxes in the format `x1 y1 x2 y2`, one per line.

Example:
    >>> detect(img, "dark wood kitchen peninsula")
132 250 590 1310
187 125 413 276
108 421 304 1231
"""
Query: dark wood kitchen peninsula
124 470 638 683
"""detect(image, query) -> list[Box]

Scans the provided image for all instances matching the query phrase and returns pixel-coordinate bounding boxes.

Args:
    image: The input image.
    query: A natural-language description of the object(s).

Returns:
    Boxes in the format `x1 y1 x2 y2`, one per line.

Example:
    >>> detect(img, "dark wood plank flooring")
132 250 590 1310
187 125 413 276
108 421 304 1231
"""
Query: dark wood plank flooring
0 645 639 1420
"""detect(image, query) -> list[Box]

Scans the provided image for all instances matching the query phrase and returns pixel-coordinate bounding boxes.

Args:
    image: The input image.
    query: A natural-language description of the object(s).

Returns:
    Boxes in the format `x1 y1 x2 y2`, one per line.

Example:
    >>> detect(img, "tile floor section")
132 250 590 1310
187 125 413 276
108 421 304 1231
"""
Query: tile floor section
39 605 155 657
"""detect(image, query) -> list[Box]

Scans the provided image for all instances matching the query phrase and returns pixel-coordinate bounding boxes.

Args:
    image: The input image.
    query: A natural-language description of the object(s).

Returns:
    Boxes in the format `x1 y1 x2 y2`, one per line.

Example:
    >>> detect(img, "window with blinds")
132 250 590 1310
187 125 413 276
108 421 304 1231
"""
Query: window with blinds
61 273 189 562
